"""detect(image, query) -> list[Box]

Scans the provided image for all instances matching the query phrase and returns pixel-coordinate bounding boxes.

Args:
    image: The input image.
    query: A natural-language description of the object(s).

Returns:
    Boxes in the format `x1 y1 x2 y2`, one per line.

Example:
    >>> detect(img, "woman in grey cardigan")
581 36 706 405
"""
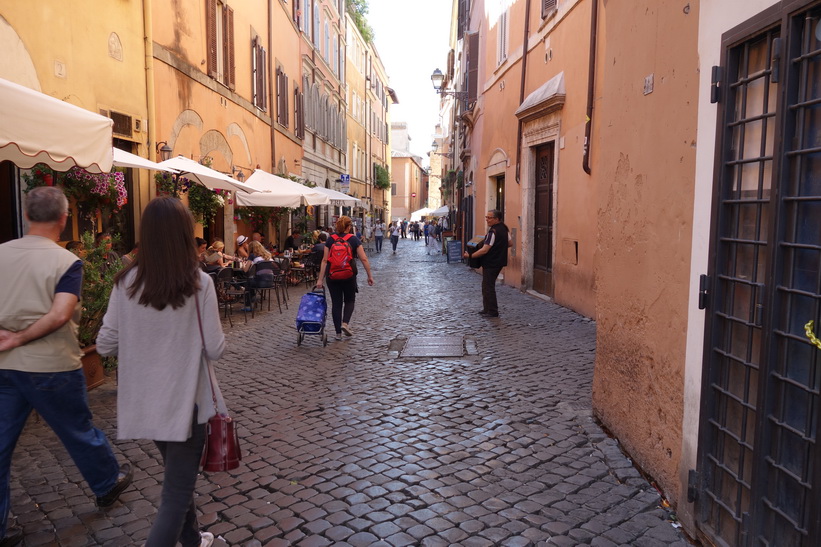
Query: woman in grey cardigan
97 197 226 547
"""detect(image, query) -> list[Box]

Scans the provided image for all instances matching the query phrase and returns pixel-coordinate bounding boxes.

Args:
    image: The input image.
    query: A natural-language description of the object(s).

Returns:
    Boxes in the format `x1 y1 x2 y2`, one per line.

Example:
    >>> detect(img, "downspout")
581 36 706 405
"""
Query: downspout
268 0 276 172
582 0 598 175
514 0 532 184
143 0 156 229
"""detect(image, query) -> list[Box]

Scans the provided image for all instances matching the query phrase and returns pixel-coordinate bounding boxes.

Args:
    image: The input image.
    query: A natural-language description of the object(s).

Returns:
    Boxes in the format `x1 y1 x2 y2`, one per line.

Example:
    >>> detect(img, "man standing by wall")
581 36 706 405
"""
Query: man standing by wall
0 187 132 544
464 210 512 318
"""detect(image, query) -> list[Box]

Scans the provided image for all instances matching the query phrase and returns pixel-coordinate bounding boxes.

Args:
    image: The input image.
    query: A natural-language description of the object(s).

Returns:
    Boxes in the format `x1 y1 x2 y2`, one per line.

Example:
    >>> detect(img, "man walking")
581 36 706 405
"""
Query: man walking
0 187 132 545
463 209 512 318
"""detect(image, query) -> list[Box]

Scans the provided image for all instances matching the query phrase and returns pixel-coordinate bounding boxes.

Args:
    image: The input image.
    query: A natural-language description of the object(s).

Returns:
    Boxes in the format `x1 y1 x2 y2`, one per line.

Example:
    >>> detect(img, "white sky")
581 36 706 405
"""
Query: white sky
367 0 453 162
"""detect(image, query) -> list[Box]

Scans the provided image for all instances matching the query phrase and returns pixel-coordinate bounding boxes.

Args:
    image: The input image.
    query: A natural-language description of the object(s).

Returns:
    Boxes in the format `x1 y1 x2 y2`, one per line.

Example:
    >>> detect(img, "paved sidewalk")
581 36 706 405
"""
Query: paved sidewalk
8 235 690 546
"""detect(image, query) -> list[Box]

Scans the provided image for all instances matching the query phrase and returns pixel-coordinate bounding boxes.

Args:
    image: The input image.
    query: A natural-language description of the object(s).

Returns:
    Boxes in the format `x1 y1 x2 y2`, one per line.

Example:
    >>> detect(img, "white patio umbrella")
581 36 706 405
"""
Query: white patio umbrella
410 207 434 221
157 155 259 194
237 169 330 208
432 205 450 217
313 186 361 206
112 148 177 172
0 77 113 173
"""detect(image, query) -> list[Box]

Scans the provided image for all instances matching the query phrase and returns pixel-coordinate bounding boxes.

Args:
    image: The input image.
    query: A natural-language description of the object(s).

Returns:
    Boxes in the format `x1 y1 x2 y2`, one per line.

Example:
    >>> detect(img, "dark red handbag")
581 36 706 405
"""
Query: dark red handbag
195 295 242 472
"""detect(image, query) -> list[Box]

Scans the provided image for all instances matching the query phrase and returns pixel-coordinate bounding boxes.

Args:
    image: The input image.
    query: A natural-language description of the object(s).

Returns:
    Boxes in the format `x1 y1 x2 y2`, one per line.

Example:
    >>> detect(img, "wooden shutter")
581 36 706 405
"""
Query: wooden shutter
276 68 283 124
283 74 289 126
253 39 267 111
206 0 218 78
542 0 557 19
224 4 235 89
295 87 305 139
467 32 479 105
457 0 467 40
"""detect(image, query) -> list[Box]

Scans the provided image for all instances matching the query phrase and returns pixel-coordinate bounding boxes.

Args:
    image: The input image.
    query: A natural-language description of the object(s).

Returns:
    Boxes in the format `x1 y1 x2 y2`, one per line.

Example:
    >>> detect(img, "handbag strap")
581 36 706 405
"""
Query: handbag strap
194 292 220 414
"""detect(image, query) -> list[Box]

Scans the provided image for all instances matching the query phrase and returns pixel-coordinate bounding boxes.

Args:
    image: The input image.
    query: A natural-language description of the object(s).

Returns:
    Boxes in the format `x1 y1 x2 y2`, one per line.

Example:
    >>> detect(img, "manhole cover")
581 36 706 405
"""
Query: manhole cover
400 336 465 357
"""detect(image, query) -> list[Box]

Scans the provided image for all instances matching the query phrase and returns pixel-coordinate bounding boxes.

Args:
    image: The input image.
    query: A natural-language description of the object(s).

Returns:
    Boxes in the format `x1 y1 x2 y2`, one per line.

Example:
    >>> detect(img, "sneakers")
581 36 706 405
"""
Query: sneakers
334 333 343 341
96 463 133 508
200 532 215 547
0 523 23 547
341 323 353 337
480 311 499 318
240 306 253 312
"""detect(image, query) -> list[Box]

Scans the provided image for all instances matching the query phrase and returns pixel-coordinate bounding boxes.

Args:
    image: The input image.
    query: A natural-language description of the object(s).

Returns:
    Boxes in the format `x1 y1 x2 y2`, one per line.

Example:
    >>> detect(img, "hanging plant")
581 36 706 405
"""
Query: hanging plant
187 183 224 225
234 206 291 231
154 172 192 198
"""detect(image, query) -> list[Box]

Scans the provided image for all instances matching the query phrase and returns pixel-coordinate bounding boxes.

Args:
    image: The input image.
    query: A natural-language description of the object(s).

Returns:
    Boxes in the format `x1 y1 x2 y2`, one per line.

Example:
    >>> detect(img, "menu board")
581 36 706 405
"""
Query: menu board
446 240 462 264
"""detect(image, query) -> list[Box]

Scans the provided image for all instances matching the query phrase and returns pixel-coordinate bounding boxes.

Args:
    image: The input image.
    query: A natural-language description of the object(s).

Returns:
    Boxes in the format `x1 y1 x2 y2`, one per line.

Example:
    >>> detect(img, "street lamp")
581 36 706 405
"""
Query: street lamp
430 68 469 108
156 141 173 161
430 140 454 159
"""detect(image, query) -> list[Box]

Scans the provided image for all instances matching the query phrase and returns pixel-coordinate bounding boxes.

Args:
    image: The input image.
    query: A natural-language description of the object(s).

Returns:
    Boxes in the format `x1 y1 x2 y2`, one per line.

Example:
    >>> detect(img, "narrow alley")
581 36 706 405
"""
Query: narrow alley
10 238 690 546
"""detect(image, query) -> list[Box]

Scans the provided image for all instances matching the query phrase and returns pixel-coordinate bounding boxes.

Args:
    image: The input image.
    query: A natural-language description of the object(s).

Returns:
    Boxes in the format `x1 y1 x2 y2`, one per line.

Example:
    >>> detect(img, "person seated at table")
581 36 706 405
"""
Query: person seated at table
236 235 250 259
283 230 302 251
203 241 233 271
195 237 208 264
121 242 138 267
306 233 326 274
96 231 121 273
66 240 85 257
243 241 278 310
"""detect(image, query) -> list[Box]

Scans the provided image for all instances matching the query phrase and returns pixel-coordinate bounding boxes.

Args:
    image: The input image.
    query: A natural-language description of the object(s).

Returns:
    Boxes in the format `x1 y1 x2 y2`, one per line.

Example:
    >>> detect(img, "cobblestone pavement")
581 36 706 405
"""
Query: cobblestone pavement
9 236 691 546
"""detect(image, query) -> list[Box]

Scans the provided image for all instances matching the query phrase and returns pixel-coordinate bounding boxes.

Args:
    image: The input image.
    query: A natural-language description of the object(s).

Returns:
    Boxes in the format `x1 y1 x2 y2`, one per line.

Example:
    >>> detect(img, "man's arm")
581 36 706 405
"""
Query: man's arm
0 292 79 351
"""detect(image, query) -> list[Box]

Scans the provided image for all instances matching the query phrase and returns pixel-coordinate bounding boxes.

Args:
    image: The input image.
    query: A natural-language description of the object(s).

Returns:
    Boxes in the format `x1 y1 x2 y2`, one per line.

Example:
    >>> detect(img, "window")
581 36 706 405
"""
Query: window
324 21 330 61
252 36 267 111
541 0 557 19
313 4 320 47
206 0 235 89
276 67 289 127
294 86 305 139
497 8 509 65
303 0 311 35
391 183 397 196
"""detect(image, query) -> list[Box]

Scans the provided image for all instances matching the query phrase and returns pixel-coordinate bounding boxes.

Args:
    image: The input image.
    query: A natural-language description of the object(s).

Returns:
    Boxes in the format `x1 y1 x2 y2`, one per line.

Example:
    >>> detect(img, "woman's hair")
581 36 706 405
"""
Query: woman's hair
206 240 225 254
195 237 207 247
115 197 199 310
248 240 271 260
335 215 352 234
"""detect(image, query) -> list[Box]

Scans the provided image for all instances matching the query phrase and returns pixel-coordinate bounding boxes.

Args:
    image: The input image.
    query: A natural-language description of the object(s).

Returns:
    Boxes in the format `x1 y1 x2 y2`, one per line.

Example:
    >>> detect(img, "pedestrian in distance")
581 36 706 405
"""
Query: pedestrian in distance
401 219 408 238
423 221 430 245
463 209 512 318
316 216 374 341
373 220 385 253
0 186 133 546
388 221 401 254
97 196 226 547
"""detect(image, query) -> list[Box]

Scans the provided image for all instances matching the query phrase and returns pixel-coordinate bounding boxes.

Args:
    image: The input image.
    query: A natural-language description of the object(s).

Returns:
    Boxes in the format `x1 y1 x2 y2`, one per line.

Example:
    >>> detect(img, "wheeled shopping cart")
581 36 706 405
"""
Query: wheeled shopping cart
295 286 327 346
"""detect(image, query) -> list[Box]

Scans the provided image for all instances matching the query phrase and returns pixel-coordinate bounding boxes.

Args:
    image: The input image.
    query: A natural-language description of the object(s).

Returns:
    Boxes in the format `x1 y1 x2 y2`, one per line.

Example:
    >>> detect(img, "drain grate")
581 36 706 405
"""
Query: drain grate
400 336 465 357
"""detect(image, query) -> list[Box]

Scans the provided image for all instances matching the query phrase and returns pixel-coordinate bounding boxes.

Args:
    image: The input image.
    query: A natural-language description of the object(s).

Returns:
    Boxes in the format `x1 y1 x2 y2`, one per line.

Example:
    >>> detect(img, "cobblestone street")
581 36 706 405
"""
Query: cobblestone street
9 236 690 546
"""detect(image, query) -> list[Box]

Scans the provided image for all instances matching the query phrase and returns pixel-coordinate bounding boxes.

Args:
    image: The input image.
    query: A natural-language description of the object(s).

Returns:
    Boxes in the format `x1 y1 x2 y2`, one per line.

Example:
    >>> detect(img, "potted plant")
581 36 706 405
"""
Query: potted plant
76 231 119 389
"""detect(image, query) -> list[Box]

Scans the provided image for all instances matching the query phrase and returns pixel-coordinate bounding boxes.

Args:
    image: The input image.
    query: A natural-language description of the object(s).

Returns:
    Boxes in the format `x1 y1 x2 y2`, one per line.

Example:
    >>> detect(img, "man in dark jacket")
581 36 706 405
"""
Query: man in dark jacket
463 209 512 317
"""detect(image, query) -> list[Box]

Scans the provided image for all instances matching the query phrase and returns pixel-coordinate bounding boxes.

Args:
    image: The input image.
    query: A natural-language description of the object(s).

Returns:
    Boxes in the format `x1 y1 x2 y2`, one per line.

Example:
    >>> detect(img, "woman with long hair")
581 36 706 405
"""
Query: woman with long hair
316 215 374 340
97 197 226 547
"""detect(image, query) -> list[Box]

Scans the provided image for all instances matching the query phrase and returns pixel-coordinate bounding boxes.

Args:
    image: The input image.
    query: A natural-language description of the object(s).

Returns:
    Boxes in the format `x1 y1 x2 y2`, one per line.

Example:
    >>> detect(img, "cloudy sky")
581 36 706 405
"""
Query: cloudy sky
367 0 453 162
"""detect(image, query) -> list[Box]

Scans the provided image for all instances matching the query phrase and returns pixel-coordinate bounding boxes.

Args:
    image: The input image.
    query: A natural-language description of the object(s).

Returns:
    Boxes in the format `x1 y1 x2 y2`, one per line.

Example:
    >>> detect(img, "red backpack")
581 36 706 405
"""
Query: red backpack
327 234 354 280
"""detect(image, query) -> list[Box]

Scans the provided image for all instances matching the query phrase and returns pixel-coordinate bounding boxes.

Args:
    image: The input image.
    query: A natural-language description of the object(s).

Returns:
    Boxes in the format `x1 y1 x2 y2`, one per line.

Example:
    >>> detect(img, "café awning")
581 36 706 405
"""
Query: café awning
112 148 177 172
410 207 434 221
157 155 259 193
0 77 113 173
313 186 361 206
237 169 330 208
432 205 450 217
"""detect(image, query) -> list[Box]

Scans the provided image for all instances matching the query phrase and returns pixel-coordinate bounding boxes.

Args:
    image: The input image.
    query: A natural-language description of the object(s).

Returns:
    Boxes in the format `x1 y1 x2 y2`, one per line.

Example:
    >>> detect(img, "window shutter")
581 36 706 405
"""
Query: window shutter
206 0 218 78
224 5 235 89
467 32 479 105
542 0 557 19
276 68 283 124
284 74 290 127
457 0 466 40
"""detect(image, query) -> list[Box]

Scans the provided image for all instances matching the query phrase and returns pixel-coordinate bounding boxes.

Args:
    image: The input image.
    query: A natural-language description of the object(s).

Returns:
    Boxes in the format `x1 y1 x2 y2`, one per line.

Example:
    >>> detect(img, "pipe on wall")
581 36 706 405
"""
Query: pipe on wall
514 0 533 184
582 0 599 175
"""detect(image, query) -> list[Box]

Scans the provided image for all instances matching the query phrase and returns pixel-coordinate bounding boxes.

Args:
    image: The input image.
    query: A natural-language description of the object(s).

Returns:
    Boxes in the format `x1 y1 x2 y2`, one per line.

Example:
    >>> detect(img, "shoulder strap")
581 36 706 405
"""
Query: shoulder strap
194 291 219 412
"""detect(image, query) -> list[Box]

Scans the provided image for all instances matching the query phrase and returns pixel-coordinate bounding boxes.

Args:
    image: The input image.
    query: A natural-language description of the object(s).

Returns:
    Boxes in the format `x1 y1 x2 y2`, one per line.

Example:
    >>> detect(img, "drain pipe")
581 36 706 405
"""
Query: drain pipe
514 0 532 184
582 0 599 175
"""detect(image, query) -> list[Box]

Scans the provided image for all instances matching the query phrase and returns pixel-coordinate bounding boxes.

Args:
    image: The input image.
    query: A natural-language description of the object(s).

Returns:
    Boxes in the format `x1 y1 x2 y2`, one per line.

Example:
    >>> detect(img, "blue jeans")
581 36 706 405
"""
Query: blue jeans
390 235 399 251
374 236 383 252
0 368 120 538
147 409 206 547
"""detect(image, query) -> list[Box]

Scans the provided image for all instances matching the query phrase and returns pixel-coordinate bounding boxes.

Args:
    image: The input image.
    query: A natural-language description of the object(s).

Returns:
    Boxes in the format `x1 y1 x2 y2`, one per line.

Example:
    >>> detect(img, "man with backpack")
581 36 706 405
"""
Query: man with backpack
316 216 374 341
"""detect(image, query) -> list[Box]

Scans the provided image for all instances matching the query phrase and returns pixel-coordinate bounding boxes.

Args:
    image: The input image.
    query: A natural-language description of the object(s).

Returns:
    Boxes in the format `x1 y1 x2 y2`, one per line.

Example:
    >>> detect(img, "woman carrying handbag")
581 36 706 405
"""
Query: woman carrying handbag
97 197 227 547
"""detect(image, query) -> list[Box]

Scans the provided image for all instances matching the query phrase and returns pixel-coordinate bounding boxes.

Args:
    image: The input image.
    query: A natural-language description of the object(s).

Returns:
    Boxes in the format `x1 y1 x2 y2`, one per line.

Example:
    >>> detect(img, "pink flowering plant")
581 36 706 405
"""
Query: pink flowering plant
22 163 128 222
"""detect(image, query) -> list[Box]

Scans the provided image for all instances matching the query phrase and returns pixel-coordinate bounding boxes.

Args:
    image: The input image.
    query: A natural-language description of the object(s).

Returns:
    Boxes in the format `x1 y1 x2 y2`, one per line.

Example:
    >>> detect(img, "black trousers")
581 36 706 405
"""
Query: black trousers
481 266 503 315
327 277 358 333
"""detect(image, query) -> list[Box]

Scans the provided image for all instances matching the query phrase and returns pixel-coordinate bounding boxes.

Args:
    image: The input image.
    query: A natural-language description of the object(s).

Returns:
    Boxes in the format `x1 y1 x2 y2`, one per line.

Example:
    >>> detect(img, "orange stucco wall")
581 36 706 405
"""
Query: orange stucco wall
591 0 699 505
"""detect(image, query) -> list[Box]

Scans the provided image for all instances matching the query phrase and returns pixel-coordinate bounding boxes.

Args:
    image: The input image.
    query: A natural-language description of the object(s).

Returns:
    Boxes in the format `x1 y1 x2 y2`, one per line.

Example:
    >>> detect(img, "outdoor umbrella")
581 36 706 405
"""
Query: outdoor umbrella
157 155 259 194
410 207 434 221
112 148 177 172
313 186 361 206
237 169 330 208
432 205 450 217
0 77 113 173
